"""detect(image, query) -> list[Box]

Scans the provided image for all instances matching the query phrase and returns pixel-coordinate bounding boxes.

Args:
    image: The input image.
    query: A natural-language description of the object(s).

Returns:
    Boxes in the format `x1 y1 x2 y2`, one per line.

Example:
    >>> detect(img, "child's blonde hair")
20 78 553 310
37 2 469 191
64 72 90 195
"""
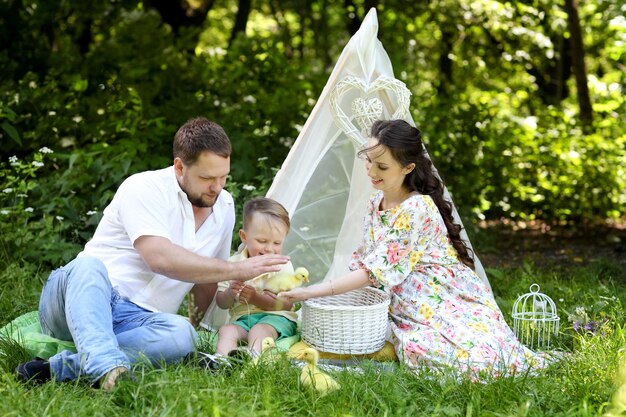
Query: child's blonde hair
242 197 290 231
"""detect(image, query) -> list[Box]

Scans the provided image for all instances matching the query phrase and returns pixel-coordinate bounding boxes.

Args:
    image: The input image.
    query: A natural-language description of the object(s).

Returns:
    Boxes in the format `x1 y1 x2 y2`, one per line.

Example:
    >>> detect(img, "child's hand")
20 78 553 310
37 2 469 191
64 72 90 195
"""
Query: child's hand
237 285 257 304
228 280 245 292
228 281 247 303
263 291 277 299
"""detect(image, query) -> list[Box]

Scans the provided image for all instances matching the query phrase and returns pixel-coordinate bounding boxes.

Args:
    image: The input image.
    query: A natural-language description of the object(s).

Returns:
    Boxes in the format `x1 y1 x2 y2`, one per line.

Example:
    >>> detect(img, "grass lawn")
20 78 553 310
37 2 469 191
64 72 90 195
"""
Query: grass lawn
1 234 625 416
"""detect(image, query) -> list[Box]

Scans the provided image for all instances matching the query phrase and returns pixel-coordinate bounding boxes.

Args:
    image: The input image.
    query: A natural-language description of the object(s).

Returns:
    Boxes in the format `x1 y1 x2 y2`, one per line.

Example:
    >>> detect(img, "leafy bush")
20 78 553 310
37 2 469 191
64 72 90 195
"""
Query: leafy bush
413 88 625 222
0 2 624 270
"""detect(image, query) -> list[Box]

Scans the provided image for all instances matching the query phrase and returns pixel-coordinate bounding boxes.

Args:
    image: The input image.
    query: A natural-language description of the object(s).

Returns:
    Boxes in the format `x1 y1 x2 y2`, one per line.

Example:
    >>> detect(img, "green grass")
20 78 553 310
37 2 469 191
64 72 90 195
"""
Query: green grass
0 259 625 416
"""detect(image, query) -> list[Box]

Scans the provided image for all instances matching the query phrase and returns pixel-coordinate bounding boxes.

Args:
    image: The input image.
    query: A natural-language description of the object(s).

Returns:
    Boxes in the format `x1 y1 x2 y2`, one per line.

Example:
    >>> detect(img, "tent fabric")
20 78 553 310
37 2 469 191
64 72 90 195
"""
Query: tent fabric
266 8 489 287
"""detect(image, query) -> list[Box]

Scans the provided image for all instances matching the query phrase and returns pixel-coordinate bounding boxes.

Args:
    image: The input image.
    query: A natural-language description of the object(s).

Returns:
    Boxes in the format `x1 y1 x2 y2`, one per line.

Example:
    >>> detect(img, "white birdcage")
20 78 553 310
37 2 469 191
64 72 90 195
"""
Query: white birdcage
512 284 560 349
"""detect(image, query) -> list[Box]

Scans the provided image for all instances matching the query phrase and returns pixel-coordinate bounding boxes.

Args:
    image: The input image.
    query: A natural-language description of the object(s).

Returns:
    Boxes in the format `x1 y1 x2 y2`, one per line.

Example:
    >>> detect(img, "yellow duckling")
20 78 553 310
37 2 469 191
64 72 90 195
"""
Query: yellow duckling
252 337 281 366
297 348 340 395
263 267 310 294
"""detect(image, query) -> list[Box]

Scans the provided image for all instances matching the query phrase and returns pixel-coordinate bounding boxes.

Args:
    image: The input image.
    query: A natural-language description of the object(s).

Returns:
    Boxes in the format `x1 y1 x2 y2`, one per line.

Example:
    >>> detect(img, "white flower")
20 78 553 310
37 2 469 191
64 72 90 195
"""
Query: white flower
242 184 256 191
86 210 97 216
48 111 56 116
32 161 44 167
243 95 257 104
9 155 18 165
0 209 9 215
55 216 64 221
39 147 53 154
24 207 34 212
257 156 268 161
72 115 83 123
29 81 37 89
213 100 221 106
2 188 13 193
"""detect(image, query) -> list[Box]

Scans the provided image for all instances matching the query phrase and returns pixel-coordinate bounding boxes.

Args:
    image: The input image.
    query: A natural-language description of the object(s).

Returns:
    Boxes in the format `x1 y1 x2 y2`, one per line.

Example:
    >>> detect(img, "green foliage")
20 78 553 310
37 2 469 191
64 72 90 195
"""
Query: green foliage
0 148 79 265
416 93 626 221
0 4 322 267
225 156 280 250
0 0 624 267
390 0 626 221
0 262 44 327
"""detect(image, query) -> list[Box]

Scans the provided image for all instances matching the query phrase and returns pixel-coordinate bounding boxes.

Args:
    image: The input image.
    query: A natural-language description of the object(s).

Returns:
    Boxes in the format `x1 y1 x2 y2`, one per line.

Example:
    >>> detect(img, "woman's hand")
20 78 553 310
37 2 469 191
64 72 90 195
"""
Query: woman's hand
277 286 312 303
278 270 371 303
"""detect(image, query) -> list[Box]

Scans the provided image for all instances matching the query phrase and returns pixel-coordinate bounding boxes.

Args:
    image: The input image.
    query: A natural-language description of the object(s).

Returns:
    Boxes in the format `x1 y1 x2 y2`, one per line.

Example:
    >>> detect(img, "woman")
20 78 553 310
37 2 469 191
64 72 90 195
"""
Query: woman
279 119 551 377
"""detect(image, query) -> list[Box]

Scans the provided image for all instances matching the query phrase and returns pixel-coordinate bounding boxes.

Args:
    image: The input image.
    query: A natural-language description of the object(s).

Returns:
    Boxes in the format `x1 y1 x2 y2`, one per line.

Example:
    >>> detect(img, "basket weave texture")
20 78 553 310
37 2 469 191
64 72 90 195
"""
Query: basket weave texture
301 287 390 354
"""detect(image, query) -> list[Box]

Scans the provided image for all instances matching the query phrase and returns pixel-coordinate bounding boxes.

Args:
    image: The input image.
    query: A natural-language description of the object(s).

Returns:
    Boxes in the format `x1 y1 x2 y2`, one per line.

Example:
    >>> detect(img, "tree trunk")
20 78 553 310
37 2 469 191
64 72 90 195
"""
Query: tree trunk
364 0 378 16
269 0 293 59
564 0 593 126
298 1 307 59
437 24 454 96
229 0 252 47
319 0 333 68
344 0 361 35
147 0 215 34
344 0 378 35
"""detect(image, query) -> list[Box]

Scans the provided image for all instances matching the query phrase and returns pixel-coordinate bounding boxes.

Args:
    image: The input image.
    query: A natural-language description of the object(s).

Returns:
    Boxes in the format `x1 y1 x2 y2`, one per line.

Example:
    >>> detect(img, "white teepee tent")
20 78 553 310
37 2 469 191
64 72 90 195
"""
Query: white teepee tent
266 8 489 287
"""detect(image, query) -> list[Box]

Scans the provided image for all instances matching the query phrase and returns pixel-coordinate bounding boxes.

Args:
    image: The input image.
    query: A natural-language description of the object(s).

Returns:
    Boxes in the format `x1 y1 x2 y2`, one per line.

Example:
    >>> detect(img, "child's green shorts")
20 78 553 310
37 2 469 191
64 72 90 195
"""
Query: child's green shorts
233 313 297 340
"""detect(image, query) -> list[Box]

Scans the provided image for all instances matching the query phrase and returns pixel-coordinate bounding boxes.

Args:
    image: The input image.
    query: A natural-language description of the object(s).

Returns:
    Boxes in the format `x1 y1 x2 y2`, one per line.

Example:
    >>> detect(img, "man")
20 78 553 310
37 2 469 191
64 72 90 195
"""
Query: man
16 117 288 389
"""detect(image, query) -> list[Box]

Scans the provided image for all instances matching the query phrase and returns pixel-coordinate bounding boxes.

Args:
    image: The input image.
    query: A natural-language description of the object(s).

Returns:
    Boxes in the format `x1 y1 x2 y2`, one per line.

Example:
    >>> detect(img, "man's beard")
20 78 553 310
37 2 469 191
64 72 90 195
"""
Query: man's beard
182 188 218 208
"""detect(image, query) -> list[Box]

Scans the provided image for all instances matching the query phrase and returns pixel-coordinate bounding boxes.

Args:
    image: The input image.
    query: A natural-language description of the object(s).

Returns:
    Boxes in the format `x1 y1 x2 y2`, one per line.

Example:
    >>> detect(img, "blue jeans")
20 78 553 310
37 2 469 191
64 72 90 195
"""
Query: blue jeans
38 256 197 383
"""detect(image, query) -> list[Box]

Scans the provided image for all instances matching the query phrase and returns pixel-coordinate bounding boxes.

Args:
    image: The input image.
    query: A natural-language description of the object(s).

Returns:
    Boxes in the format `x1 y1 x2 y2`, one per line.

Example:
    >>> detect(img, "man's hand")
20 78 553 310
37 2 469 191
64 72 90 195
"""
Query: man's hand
134 235 289 284
235 254 290 281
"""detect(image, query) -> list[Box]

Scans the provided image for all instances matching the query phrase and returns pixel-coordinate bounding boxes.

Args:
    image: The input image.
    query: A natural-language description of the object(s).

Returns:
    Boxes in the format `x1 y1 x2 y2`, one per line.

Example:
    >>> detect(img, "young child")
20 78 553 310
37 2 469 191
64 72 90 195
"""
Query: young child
215 197 297 358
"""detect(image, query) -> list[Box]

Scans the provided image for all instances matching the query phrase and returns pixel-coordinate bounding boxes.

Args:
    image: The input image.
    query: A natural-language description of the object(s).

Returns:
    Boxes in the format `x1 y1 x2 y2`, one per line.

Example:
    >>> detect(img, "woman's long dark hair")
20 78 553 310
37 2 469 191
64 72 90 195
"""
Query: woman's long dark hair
361 119 475 269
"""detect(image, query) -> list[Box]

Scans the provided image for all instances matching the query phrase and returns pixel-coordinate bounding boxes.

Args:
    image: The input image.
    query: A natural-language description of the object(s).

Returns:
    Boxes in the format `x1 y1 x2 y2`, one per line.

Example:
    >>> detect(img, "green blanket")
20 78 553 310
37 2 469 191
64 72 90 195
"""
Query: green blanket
1 311 299 359
0 311 76 359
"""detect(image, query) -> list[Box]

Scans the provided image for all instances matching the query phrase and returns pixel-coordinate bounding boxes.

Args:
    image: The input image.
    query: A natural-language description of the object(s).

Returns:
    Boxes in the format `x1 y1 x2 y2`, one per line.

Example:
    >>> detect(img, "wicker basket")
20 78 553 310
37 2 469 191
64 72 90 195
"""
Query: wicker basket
301 287 390 355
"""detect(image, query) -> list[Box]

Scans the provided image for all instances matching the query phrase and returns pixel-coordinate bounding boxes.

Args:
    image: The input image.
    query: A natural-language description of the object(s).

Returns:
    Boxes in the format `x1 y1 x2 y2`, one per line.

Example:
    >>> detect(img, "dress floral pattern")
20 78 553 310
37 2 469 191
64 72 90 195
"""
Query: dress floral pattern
350 191 552 378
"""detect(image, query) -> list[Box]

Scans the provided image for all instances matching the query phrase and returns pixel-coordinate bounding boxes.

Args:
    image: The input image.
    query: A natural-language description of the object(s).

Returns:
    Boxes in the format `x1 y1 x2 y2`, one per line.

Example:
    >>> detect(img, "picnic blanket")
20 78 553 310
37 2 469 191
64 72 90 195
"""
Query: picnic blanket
0 311 76 359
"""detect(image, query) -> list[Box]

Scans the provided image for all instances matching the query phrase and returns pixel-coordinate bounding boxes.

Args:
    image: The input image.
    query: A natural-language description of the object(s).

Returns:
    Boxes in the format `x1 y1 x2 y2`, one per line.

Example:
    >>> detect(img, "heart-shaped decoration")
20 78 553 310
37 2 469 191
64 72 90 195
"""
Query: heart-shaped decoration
352 97 383 134
329 75 411 146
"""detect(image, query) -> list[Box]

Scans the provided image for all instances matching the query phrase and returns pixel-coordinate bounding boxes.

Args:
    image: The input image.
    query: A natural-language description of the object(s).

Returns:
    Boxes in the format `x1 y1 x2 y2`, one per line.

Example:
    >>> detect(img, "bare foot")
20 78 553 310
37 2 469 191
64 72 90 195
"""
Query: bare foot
99 366 128 391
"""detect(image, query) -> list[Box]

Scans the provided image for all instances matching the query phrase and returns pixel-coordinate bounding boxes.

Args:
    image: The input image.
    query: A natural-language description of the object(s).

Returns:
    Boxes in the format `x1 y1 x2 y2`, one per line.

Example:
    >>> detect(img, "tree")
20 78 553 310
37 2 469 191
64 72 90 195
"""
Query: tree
344 0 378 35
564 0 593 126
147 0 216 34
229 0 252 47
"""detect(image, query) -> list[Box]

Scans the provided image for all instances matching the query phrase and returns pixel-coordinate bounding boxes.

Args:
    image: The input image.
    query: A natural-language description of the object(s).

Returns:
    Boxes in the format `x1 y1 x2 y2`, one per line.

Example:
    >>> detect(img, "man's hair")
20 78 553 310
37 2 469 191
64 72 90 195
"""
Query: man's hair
242 197 290 231
173 117 232 165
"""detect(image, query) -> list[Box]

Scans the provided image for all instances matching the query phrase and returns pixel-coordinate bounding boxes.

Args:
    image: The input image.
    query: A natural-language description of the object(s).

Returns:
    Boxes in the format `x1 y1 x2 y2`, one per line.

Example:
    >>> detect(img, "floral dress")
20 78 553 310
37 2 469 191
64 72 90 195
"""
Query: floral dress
349 191 552 377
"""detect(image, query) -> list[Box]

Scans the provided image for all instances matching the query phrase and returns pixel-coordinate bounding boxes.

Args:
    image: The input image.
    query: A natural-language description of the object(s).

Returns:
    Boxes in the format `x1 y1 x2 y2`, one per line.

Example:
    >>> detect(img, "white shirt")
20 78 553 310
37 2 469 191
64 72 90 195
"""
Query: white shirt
79 166 235 313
